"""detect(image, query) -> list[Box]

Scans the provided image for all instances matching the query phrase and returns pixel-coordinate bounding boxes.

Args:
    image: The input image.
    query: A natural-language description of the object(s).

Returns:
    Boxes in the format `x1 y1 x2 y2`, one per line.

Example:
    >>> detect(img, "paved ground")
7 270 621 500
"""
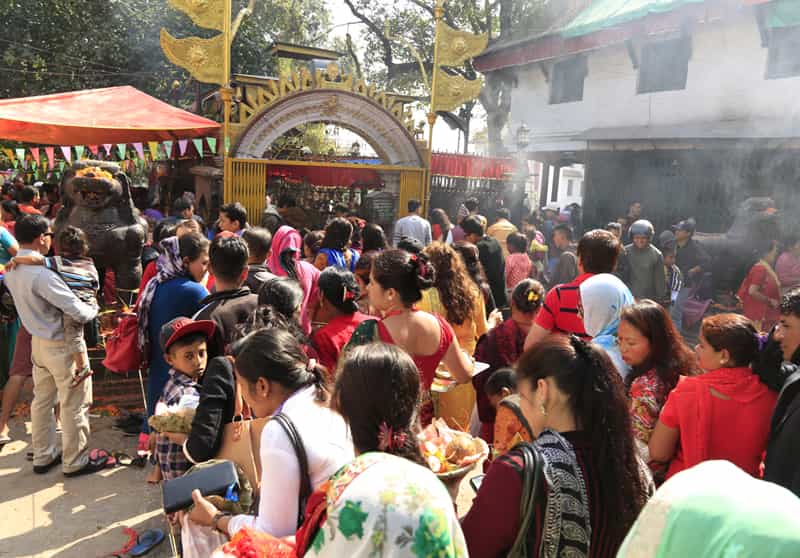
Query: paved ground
0 415 174 558
0 386 479 558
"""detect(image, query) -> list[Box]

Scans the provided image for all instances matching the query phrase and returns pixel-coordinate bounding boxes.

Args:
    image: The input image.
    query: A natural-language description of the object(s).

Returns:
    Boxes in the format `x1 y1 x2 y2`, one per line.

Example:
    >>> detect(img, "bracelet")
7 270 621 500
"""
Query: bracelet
212 511 230 534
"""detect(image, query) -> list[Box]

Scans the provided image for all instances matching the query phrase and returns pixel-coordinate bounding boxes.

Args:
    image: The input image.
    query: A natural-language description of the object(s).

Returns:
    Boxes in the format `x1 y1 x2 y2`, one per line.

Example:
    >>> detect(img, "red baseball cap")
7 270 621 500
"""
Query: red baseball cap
160 317 216 352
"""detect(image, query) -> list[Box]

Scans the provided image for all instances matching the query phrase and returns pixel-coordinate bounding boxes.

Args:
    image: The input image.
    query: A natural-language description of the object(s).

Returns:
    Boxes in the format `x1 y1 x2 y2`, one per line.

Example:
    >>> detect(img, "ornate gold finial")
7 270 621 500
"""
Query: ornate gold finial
160 29 225 85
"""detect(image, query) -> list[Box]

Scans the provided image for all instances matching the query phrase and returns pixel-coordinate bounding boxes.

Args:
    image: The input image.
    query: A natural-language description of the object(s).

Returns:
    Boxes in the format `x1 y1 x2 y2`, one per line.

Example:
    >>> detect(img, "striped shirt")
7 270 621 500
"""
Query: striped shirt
155 370 199 480
534 273 593 339
44 256 99 306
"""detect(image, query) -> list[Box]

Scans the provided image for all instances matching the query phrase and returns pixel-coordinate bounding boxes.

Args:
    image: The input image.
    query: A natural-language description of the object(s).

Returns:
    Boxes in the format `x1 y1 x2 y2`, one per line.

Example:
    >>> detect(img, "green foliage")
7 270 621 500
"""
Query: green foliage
0 0 331 102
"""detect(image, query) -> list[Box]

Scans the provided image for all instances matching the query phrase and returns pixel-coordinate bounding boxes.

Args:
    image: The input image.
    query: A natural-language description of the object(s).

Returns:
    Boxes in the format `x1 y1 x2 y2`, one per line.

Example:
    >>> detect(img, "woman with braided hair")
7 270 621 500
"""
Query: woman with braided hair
462 335 652 558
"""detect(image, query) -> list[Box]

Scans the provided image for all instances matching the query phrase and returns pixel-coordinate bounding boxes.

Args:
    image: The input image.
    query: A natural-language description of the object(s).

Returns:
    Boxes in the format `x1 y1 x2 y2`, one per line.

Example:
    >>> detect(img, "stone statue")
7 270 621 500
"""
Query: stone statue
55 160 147 297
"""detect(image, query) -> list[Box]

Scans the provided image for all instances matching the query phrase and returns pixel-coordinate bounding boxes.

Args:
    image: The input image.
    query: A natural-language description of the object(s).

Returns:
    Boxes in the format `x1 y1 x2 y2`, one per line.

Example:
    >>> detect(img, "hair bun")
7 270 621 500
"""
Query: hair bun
409 253 435 289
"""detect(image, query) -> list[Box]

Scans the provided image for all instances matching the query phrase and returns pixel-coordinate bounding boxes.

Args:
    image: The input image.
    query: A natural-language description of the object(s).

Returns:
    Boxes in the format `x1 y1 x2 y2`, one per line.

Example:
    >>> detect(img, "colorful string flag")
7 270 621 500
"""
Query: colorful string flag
133 142 145 160
163 141 174 158
2 148 14 163
75 145 85 160
103 144 113 158
192 138 204 157
44 146 55 169
178 139 188 156
30 147 41 167
88 145 99 157
148 141 160 161
116 143 127 160
60 146 72 164
206 137 217 154
15 148 26 167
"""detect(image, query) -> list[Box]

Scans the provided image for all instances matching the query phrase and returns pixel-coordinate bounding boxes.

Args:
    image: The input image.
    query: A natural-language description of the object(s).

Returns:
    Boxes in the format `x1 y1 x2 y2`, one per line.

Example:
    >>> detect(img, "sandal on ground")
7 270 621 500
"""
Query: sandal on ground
70 365 93 389
64 448 115 477
129 529 165 557
114 452 146 468
0 433 11 446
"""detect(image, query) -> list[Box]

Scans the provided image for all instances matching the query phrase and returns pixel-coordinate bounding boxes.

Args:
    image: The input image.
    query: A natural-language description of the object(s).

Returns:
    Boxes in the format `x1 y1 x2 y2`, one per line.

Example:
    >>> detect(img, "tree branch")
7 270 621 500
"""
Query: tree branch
343 0 395 72
345 32 363 79
408 0 435 17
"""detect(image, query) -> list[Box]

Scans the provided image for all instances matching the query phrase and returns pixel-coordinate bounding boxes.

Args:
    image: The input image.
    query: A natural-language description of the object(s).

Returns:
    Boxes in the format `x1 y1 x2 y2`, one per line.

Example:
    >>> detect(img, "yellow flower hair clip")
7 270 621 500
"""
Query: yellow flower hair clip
528 290 539 302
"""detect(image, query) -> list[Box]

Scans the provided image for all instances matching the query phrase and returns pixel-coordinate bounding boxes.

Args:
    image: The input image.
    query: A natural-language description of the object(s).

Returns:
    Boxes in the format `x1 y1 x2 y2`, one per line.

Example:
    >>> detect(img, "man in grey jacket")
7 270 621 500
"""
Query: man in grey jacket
618 219 668 304
5 215 99 476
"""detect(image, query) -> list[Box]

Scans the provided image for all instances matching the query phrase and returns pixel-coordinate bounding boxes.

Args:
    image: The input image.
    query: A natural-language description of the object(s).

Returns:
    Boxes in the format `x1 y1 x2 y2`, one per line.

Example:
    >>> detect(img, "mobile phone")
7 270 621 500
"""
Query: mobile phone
469 474 485 493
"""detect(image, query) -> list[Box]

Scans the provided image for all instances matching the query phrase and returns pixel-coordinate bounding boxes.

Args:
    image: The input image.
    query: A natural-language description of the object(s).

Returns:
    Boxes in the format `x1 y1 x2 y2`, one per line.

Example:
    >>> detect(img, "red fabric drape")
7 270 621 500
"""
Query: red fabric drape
431 152 517 179
268 165 382 187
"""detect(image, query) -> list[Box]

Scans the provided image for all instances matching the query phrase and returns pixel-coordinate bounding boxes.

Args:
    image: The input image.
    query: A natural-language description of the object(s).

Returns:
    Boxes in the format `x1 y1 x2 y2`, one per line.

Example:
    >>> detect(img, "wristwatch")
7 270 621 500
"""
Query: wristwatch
212 511 230 534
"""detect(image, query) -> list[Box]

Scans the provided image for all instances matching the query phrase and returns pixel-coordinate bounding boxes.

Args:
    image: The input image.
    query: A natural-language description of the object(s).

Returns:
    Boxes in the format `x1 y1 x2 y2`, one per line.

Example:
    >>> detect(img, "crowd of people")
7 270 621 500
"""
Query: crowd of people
1 177 800 557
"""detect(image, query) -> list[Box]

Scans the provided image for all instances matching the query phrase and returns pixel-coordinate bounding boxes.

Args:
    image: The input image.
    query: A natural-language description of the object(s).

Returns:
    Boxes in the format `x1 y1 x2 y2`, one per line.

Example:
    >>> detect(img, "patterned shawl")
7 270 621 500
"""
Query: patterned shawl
136 237 186 358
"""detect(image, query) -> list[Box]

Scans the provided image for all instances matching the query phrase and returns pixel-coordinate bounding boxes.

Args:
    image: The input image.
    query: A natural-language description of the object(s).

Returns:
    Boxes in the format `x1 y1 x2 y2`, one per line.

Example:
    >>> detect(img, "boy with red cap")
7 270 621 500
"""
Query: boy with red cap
152 316 215 481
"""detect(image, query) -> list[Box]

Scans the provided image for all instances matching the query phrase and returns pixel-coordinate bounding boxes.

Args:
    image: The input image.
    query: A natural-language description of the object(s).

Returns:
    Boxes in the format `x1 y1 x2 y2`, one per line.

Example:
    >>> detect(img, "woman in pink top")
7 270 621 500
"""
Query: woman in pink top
776 238 800 293
504 232 534 292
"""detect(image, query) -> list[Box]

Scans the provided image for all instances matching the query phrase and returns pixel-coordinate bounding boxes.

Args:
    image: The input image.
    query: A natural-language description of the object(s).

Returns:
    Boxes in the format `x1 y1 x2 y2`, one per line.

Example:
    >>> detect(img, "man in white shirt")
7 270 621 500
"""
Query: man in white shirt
392 199 432 247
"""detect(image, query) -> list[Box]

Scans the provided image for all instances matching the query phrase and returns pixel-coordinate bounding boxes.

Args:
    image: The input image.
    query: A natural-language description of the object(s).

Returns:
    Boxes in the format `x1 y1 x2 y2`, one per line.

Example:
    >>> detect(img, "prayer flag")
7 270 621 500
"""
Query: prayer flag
178 139 188 156
44 147 55 169
60 146 71 163
206 137 217 154
148 141 160 160
192 138 204 157
117 143 127 160
163 140 174 158
75 145 85 160
29 147 40 166
88 145 99 156
103 144 113 157
133 142 145 160
16 148 26 164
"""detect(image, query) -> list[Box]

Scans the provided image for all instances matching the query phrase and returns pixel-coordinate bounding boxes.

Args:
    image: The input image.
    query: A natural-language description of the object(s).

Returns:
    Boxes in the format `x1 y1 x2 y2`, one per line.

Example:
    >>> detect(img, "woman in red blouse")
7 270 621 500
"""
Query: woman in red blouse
310 266 368 376
738 240 781 331
649 313 778 479
618 300 697 481
462 336 651 558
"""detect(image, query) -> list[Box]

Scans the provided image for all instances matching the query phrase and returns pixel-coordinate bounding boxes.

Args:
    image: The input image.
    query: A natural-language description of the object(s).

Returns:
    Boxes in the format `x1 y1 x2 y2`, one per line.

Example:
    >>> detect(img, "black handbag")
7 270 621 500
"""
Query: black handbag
271 412 312 529
162 460 239 513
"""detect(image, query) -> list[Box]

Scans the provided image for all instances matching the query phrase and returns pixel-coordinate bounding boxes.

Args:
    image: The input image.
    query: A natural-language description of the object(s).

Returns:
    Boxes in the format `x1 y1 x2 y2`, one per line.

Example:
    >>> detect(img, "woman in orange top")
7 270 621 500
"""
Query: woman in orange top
737 240 781 331
649 313 777 479
420 242 490 428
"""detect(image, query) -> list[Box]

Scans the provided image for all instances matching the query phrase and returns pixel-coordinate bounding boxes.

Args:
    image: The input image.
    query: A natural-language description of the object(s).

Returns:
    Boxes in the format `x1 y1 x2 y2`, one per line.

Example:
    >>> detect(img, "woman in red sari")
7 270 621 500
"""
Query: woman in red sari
649 313 777 479
346 249 473 425
737 240 781 331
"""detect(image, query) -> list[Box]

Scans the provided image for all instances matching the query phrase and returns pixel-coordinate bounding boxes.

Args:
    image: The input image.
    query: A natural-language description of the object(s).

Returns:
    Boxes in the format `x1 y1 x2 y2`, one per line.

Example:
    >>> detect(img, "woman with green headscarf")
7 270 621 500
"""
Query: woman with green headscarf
618 460 800 558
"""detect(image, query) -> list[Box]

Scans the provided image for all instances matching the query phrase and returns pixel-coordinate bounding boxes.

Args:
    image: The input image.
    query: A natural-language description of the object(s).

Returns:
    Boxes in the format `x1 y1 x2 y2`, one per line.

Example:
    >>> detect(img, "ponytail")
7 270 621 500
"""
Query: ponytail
279 247 299 279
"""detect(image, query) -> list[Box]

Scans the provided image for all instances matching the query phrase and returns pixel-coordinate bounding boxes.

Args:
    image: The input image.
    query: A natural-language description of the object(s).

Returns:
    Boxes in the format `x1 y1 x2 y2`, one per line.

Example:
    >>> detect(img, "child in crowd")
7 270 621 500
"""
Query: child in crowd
487 368 534 458
504 232 534 293
153 316 216 481
10 226 99 387
663 243 683 306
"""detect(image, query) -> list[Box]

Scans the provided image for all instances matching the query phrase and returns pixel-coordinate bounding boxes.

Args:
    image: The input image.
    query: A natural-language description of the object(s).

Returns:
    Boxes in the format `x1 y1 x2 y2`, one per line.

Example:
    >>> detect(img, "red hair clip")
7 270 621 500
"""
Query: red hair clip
342 286 357 302
377 422 407 451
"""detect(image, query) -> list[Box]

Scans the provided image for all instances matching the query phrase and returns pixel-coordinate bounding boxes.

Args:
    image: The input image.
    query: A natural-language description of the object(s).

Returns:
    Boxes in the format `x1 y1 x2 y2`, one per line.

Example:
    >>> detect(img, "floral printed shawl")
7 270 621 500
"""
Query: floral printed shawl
304 452 467 558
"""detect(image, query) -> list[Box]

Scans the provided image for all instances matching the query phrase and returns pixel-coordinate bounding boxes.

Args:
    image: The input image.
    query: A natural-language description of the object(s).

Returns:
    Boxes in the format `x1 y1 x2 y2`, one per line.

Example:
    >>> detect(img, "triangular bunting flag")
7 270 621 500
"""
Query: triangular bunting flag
163 141 174 158
60 146 72 163
88 145 99 156
116 144 127 160
147 141 160 160
133 142 145 160
2 148 14 162
44 147 55 169
178 139 188 156
75 145 85 160
192 138 204 157
15 148 26 164
206 137 217 154
30 147 41 167
103 144 113 157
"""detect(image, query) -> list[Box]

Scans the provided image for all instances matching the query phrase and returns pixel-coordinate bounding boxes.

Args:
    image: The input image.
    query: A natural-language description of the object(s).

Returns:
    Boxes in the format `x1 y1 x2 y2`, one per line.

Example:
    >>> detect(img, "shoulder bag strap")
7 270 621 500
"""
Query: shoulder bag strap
272 412 312 528
507 442 543 558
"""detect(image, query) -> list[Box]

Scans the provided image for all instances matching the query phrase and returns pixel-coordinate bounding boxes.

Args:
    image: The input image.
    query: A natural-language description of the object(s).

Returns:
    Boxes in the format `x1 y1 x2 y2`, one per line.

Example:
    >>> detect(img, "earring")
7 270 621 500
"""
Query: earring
539 403 547 417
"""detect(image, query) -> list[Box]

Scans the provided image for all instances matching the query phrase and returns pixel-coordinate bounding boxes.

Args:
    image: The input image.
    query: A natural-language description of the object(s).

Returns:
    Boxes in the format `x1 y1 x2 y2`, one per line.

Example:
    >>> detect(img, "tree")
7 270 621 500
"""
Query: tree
342 0 556 154
0 0 331 104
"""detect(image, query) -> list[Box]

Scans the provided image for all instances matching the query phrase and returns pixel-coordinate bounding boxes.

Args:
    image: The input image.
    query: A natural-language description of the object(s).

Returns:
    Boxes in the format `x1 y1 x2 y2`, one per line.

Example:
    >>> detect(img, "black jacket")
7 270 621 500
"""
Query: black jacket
477 235 507 308
185 356 237 464
194 287 259 349
244 264 275 296
755 330 800 496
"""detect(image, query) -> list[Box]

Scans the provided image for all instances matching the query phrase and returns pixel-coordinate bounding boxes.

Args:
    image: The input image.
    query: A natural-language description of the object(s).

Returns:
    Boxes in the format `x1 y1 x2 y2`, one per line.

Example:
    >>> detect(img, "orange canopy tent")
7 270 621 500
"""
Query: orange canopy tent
0 85 220 145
